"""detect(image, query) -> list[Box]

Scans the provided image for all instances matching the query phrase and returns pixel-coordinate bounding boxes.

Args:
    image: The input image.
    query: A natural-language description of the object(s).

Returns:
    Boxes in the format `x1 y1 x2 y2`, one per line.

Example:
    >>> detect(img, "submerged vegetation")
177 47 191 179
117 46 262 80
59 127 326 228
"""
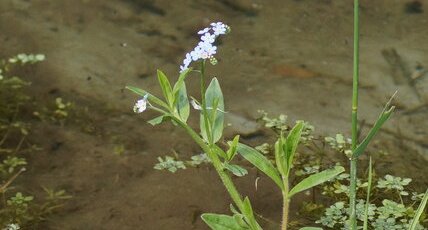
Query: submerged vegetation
0 54 71 228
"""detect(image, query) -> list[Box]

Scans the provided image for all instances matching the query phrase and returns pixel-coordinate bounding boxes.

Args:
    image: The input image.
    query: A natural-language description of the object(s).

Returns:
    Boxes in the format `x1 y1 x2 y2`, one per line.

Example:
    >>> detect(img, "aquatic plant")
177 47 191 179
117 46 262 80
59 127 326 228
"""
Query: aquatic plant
128 21 344 229
128 1 428 229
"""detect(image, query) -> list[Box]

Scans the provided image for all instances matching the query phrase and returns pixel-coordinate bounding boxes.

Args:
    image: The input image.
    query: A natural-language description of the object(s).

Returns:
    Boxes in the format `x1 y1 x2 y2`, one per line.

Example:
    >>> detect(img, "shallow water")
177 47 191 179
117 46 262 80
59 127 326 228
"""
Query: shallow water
1 0 427 229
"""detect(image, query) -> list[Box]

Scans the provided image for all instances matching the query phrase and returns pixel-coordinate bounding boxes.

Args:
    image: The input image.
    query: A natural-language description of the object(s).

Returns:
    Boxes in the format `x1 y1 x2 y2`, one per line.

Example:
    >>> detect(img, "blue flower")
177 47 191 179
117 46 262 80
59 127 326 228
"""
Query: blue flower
133 94 149 113
179 22 230 73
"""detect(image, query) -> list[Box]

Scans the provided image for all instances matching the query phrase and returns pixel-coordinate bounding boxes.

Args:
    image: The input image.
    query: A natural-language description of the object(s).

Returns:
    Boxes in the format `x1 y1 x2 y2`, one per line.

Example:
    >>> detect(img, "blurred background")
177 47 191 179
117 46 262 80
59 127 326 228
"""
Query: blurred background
0 0 427 229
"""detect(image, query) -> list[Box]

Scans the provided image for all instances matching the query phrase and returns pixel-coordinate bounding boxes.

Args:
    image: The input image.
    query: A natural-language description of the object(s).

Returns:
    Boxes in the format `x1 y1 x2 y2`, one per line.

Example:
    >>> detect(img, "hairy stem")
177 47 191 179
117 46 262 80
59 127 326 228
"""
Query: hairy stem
349 0 360 229
281 180 290 230
169 116 252 222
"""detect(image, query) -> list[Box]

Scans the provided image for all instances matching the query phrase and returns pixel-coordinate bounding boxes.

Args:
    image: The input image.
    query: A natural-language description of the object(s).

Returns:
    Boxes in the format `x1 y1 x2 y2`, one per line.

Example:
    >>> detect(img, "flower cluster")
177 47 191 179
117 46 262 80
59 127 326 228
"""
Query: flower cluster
133 94 148 113
180 22 230 72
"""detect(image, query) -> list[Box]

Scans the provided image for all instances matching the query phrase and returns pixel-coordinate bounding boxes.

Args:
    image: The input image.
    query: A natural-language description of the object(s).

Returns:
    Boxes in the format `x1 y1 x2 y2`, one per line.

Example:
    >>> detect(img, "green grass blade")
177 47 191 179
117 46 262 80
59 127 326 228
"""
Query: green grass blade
408 188 428 230
353 93 396 158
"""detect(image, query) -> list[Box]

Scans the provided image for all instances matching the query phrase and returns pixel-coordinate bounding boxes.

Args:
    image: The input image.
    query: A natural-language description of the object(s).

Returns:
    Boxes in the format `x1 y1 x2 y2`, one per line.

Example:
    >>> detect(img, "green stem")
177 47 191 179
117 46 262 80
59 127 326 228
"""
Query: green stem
349 0 359 229
169 116 245 211
281 180 290 230
200 60 207 105
169 116 262 229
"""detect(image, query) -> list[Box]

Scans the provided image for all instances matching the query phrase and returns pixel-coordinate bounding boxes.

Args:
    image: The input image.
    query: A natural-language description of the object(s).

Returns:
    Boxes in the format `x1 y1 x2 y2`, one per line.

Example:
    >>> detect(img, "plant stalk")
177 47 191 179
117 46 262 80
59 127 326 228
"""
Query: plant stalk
169 116 252 222
281 180 290 230
150 107 241 205
349 0 359 229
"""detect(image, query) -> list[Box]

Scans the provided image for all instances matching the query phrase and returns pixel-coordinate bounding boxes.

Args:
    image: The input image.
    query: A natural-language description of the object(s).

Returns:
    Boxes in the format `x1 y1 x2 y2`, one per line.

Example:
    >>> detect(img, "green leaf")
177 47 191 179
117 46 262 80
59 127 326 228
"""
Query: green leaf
242 197 254 219
157 70 174 106
173 68 191 95
353 94 396 158
228 205 250 228
223 163 248 177
274 135 287 176
176 83 190 122
147 115 169 126
242 197 261 230
125 86 146 97
201 213 244 230
126 86 169 109
237 143 284 190
299 227 323 230
226 135 240 161
230 204 240 215
201 78 224 143
409 189 428 230
288 166 345 198
212 144 228 159
232 214 249 229
285 122 305 175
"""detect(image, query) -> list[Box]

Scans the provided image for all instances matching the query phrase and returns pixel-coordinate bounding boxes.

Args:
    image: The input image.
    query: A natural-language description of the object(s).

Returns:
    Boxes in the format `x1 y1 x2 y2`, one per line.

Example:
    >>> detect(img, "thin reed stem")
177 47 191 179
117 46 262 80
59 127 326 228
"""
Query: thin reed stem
349 0 360 229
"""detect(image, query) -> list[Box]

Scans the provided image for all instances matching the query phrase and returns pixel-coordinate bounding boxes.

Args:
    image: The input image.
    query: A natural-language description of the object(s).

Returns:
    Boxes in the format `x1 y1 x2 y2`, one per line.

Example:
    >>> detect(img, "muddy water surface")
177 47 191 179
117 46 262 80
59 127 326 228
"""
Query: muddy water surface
1 0 427 229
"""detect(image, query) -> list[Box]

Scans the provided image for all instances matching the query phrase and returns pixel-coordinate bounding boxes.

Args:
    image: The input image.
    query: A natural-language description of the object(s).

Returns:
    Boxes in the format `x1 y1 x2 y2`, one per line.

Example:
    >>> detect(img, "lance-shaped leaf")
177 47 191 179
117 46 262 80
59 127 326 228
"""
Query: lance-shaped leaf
147 115 170 126
226 135 240 161
242 197 261 230
157 70 174 107
285 122 304 176
201 213 245 230
200 78 224 143
175 83 190 122
172 68 191 95
274 135 287 176
126 86 169 109
223 163 248 177
288 166 345 198
212 144 228 160
353 93 396 158
237 143 284 190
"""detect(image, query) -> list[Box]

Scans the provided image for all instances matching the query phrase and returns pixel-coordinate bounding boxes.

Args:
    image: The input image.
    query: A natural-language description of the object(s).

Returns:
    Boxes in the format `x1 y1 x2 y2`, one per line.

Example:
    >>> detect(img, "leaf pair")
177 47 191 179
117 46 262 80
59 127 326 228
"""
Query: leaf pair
237 121 344 197
202 213 249 230
202 197 261 230
157 69 191 122
275 122 305 178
